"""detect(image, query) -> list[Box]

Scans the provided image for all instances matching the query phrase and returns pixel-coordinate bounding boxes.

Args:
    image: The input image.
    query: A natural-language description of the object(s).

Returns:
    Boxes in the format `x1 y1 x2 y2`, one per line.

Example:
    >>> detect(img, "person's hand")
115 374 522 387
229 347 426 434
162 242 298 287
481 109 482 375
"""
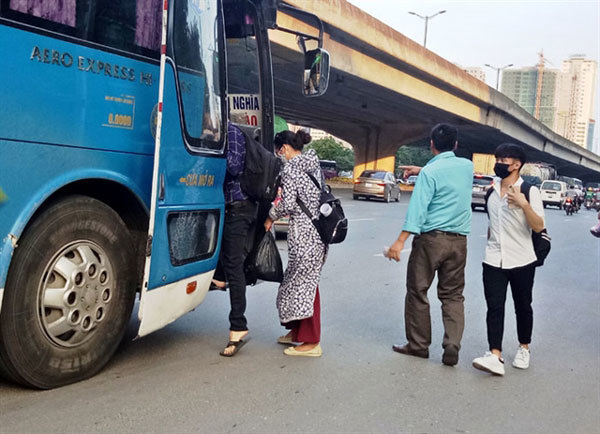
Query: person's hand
398 165 422 178
385 239 405 262
507 185 528 208
264 217 274 232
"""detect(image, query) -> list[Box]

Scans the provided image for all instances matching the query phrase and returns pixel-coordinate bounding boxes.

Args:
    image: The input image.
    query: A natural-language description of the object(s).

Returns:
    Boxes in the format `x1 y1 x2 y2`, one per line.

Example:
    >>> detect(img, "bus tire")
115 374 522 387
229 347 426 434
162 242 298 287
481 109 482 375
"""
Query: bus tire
0 195 136 388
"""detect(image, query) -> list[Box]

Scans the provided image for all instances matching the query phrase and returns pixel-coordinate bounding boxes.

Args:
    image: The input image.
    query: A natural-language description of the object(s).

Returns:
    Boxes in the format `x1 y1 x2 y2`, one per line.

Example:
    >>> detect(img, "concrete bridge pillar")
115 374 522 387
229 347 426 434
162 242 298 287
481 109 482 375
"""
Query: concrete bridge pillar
353 127 398 178
352 125 428 178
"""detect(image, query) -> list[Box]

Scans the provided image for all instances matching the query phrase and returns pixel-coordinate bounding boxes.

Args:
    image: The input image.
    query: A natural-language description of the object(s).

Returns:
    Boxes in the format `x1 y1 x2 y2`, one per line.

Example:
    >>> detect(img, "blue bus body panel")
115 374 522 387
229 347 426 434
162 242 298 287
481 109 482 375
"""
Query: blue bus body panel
0 142 152 288
0 25 156 154
0 24 226 291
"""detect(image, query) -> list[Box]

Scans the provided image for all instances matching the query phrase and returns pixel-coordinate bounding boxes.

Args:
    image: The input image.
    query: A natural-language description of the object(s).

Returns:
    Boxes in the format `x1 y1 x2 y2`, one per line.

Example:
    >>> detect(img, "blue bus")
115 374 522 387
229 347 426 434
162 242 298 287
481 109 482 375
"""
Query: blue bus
0 0 329 388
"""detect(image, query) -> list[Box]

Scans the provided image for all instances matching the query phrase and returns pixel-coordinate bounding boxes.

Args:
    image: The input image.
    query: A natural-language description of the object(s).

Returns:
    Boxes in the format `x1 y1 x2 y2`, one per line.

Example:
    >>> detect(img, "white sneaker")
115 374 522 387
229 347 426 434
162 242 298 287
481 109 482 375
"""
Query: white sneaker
512 346 530 369
472 351 505 376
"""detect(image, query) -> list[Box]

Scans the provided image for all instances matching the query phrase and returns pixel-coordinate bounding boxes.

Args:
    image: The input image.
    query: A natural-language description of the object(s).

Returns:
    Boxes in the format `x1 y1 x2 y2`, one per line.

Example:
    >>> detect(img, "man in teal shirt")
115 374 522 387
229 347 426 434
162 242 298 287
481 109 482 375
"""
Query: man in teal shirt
386 124 473 366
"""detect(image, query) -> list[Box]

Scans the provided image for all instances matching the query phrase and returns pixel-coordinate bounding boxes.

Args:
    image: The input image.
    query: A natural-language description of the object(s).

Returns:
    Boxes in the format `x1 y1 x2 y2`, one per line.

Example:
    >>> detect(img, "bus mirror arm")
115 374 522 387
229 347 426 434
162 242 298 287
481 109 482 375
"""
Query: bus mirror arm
274 3 325 51
273 25 321 52
271 4 330 97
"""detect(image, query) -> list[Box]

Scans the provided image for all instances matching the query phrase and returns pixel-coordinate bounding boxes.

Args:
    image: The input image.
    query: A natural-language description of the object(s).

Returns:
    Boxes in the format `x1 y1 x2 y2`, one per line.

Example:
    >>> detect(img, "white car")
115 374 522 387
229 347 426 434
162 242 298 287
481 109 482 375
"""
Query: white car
273 216 289 236
540 180 568 208
405 175 418 185
398 175 418 185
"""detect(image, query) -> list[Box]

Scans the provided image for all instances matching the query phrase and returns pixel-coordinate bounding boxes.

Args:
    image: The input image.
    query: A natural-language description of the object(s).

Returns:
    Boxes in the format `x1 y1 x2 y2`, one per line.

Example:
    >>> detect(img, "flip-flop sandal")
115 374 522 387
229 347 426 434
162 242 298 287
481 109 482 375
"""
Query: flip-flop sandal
219 337 250 357
209 282 227 291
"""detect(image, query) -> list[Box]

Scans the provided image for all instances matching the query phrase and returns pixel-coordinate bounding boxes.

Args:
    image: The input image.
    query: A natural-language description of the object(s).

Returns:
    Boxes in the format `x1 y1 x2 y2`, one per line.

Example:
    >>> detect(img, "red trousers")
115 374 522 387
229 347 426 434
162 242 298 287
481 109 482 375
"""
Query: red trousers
285 287 321 344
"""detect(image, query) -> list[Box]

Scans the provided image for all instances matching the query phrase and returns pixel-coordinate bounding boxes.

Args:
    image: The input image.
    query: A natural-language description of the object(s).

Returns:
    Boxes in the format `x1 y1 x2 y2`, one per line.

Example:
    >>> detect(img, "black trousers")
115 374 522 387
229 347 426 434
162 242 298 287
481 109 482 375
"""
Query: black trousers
214 200 257 331
482 262 536 351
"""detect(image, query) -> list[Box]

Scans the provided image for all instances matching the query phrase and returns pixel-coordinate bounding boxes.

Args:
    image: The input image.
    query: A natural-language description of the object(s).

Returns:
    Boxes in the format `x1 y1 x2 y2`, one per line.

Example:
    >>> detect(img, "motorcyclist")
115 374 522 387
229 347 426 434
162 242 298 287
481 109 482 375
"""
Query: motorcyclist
575 186 585 207
585 187 595 209
565 187 578 213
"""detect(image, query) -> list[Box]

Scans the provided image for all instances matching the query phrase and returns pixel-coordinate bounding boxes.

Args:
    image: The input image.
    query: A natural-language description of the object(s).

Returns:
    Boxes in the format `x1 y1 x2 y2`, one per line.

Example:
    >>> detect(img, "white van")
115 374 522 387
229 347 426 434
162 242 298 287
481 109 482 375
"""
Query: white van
540 180 568 208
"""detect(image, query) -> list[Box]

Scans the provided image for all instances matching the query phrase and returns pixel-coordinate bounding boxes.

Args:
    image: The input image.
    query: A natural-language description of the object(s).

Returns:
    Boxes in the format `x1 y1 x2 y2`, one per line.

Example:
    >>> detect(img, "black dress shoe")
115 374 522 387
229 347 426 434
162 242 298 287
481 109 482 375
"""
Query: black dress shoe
392 344 429 359
442 344 459 366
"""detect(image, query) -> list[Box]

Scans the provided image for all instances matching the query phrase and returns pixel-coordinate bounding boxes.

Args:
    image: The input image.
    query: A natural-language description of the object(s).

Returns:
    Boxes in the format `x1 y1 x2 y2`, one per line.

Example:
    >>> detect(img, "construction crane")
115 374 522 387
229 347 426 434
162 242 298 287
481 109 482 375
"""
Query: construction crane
534 50 553 120
566 72 579 138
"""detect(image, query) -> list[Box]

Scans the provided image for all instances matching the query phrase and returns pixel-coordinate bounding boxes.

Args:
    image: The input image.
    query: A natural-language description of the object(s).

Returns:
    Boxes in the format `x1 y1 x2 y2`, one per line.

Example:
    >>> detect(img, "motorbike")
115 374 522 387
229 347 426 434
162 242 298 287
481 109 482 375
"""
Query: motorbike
564 197 575 216
585 198 593 209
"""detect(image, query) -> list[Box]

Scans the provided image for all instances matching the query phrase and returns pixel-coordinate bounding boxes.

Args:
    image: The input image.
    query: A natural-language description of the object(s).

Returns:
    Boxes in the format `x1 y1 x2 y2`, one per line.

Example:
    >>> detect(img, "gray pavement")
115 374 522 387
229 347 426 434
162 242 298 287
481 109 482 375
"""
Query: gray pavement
1 189 599 433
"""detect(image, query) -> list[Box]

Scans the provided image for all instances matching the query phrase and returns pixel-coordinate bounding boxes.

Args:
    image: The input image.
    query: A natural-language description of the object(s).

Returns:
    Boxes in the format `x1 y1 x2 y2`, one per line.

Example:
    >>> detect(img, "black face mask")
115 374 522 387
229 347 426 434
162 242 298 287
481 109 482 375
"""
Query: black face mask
494 163 512 179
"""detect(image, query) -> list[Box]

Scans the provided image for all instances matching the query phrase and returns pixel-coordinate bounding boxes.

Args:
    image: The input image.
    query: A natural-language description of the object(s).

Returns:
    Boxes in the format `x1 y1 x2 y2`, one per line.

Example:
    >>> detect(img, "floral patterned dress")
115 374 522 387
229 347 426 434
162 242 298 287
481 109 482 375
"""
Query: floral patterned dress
270 149 327 323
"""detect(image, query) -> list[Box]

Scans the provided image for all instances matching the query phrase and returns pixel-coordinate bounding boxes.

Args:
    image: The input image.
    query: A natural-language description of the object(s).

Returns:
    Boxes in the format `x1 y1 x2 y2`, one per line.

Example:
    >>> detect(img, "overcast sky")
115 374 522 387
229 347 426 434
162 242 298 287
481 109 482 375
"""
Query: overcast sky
347 0 600 153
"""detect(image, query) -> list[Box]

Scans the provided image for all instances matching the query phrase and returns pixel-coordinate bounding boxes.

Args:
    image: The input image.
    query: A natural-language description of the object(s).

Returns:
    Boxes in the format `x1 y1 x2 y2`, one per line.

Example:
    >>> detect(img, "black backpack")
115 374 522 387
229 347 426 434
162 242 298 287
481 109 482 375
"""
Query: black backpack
485 182 551 267
238 129 282 203
297 173 348 245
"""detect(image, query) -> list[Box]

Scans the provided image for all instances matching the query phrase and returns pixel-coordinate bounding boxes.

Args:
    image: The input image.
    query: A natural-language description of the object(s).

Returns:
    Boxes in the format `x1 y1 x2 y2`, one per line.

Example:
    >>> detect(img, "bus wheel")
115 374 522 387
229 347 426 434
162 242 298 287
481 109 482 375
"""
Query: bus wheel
0 195 136 388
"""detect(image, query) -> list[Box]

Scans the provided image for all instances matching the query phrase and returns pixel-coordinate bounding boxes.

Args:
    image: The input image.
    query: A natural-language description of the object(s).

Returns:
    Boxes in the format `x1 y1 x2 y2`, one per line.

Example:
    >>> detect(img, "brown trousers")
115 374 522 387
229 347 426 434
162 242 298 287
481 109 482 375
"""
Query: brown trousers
405 231 467 351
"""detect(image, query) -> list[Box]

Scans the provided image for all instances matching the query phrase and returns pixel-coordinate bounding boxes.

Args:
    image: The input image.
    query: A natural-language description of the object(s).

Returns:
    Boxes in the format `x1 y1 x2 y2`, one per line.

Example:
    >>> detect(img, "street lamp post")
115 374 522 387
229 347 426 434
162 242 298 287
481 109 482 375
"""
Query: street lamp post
408 10 446 48
485 63 514 90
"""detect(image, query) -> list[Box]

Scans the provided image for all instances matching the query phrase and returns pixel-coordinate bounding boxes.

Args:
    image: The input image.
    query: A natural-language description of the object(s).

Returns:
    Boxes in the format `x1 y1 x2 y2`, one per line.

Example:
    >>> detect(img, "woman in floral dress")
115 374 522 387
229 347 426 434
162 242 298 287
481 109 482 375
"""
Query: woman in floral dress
264 130 327 357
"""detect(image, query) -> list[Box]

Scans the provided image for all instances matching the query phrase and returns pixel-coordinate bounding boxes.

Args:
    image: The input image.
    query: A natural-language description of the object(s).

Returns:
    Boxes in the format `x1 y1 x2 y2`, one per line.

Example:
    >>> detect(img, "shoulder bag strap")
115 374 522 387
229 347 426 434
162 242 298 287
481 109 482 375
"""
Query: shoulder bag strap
296 196 314 220
305 172 322 190
520 181 532 203
484 187 495 216
296 171 322 220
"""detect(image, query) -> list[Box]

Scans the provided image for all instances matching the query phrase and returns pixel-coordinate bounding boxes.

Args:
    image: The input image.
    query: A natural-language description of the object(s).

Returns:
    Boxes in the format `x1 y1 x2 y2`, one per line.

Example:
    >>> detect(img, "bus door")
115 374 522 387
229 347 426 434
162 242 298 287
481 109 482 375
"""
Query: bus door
138 0 227 337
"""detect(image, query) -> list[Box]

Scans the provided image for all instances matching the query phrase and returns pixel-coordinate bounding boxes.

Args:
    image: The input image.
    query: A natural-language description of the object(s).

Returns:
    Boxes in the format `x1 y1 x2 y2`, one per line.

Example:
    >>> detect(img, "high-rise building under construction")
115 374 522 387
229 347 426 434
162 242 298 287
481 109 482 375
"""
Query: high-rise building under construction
554 55 597 151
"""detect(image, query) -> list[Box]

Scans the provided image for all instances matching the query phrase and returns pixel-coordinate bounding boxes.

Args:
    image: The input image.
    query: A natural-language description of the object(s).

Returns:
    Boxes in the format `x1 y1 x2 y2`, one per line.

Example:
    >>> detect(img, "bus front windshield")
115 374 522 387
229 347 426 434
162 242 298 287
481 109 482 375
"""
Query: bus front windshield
173 0 224 151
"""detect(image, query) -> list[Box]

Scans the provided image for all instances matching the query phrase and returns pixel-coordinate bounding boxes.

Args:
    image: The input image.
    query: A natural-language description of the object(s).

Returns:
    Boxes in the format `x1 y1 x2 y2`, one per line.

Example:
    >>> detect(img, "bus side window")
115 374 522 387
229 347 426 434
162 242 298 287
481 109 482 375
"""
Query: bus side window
5 0 76 26
89 0 160 57
92 1 136 53
134 0 162 52
0 0 161 59
1 0 78 34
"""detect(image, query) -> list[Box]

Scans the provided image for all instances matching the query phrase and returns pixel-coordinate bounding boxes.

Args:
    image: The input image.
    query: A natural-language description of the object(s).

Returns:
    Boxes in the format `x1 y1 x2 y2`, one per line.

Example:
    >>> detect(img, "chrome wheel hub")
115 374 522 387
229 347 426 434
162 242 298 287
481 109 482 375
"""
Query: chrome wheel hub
38 241 115 347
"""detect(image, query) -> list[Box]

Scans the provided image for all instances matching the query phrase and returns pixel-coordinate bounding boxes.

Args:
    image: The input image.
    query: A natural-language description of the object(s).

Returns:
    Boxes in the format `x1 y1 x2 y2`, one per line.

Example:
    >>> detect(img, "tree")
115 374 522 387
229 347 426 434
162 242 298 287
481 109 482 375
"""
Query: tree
306 137 355 171
395 145 433 175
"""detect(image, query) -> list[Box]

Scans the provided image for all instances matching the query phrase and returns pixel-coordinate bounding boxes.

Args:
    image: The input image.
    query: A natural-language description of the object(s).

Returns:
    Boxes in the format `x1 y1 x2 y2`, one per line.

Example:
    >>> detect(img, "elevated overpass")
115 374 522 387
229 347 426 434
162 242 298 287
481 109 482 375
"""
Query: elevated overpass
269 0 600 182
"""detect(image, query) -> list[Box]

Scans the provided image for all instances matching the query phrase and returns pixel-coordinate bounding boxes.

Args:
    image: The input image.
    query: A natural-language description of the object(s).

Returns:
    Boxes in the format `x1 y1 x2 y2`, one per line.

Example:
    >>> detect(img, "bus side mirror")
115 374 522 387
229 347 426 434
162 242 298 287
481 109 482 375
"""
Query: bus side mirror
303 48 330 97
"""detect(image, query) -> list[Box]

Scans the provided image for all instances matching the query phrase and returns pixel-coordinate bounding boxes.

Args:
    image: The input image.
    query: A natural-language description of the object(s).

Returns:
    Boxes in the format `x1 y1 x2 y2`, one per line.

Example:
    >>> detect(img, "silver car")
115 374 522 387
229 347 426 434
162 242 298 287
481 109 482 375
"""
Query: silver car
471 175 494 210
353 170 400 202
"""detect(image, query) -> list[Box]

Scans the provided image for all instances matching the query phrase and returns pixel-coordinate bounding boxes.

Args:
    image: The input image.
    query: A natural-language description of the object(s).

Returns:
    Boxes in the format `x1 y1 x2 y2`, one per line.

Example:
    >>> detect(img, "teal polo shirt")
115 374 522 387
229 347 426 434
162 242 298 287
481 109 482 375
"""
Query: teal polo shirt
402 151 473 235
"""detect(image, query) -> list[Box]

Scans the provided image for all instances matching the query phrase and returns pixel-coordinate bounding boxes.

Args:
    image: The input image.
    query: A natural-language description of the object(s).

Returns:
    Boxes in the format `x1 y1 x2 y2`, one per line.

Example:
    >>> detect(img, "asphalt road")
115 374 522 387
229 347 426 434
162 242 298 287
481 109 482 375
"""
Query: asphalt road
1 189 599 433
